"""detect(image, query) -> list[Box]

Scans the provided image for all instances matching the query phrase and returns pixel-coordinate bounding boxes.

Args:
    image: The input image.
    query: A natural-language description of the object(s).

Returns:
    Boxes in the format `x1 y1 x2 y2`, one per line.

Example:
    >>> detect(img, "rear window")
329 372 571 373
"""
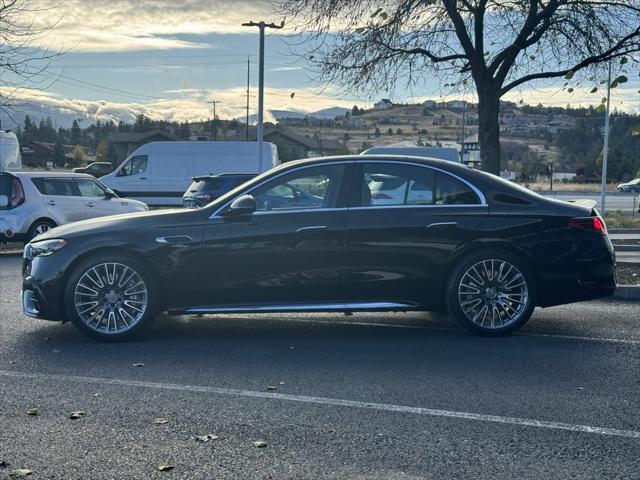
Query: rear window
0 174 12 196
188 177 225 193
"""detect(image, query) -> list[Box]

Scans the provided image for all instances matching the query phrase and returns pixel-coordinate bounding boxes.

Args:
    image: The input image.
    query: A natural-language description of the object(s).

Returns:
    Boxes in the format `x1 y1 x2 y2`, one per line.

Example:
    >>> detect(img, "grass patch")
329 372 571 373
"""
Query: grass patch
604 211 640 229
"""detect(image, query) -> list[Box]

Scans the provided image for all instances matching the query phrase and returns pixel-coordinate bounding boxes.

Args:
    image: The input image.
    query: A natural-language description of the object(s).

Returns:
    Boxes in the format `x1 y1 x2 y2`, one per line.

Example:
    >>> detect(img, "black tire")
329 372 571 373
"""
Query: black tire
446 250 536 336
27 219 56 242
64 252 160 341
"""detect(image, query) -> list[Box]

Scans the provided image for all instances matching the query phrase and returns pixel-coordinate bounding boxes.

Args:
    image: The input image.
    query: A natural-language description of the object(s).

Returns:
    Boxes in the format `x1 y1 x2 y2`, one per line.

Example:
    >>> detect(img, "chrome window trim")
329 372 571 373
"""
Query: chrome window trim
185 301 415 314
209 158 487 218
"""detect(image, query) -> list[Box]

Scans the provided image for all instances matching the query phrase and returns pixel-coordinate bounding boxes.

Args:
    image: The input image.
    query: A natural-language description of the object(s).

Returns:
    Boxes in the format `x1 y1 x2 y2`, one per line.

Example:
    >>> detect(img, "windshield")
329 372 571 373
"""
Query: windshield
188 178 225 193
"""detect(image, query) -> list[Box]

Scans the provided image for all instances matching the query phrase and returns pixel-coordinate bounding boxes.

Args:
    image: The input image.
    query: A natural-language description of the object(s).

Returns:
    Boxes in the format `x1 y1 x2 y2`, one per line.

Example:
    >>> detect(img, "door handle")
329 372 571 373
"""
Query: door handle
46 200 56 206
155 235 195 244
139 177 148 180
426 222 458 229
86 202 94 207
296 225 328 233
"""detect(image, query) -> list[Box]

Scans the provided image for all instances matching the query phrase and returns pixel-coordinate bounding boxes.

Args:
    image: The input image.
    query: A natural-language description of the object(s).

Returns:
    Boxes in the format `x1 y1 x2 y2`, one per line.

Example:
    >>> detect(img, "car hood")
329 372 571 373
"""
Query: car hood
34 208 202 241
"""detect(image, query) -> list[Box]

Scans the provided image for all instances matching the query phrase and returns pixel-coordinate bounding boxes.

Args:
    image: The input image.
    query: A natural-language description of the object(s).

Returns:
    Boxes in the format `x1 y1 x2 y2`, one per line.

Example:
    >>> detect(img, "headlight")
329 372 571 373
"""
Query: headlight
26 239 67 259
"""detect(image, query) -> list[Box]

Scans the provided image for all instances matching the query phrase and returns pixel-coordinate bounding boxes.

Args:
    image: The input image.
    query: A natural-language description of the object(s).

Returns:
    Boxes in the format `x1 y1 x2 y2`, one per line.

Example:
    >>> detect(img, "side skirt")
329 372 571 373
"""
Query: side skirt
171 302 419 315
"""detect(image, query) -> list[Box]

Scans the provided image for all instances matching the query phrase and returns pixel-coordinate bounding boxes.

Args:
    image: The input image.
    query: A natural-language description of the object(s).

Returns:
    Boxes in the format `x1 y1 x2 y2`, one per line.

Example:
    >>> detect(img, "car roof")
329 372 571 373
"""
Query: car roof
11 171 94 179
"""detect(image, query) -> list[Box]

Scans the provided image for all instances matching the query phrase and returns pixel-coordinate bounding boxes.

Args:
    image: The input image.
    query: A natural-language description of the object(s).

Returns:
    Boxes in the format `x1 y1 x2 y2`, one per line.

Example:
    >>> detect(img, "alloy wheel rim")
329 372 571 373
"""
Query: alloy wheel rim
457 259 529 329
34 224 51 236
74 262 148 334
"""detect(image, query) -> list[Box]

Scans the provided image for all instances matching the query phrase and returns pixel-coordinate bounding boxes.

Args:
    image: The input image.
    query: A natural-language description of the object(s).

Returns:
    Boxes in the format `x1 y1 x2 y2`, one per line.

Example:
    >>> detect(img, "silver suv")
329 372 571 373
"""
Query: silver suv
0 171 148 243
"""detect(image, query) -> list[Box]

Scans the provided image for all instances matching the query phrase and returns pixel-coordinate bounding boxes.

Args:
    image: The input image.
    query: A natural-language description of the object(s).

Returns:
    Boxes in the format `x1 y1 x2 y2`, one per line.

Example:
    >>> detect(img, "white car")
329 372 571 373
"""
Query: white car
0 171 148 243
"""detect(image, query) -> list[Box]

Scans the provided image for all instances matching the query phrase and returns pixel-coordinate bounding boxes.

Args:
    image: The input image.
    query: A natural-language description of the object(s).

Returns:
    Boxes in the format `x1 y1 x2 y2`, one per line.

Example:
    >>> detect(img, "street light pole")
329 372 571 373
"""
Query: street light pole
242 20 284 171
207 100 221 141
599 61 612 215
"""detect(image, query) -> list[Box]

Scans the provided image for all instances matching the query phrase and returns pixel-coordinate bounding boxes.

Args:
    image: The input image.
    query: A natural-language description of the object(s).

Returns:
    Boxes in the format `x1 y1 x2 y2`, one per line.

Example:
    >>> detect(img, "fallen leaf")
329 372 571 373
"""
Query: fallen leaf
153 417 169 425
9 469 32 478
93 393 101 398
8 361 15 364
253 440 268 448
194 434 220 442
265 385 277 391
577 387 584 390
279 382 285 385
132 363 145 367
26 407 39 416
44 337 50 341
52 349 61 354
69 410 86 420
158 464 175 472
290 92 295 99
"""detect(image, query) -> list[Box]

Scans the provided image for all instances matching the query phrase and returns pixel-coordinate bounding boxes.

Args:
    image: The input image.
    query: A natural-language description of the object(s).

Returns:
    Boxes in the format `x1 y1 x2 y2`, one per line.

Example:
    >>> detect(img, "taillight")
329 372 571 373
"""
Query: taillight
195 194 212 203
10 177 24 208
569 217 608 235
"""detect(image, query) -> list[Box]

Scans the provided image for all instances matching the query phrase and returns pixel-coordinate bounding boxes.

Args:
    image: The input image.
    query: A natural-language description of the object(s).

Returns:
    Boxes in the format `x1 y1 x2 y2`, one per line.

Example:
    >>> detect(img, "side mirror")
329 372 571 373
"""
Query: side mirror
223 194 257 216
0 194 8 208
104 189 117 198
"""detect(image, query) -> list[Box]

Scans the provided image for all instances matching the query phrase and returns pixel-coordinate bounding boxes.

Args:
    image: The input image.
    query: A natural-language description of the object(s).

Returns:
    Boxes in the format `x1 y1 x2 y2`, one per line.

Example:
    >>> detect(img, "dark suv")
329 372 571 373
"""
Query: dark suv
183 173 256 208
72 162 113 178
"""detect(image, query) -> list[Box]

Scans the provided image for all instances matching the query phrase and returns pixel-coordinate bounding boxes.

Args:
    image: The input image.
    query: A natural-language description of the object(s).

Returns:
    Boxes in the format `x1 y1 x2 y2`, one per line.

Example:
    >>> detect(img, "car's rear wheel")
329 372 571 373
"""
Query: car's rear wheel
64 254 159 341
27 219 56 242
447 251 536 335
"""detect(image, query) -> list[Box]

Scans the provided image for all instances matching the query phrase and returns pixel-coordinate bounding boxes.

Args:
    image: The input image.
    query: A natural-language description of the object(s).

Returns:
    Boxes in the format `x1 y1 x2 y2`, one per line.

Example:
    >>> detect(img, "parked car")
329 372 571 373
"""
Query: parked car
100 141 279 206
0 171 148 243
21 155 615 341
617 178 640 193
72 162 113 178
183 173 256 208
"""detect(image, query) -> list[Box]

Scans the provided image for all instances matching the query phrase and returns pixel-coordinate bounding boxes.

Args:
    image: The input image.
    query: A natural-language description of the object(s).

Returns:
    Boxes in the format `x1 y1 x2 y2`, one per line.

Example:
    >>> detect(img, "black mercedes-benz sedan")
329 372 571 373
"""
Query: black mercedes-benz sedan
21 155 616 341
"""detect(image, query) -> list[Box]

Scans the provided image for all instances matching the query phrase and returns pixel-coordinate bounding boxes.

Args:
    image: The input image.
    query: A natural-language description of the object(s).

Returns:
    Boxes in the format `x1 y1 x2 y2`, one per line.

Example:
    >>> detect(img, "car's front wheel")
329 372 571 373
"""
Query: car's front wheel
64 254 159 341
447 251 536 335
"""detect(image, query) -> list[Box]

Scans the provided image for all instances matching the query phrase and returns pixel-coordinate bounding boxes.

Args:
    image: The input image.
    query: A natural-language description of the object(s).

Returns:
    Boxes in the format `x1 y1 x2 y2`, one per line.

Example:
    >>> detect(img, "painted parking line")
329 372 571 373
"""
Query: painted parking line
266 317 640 346
1 369 639 439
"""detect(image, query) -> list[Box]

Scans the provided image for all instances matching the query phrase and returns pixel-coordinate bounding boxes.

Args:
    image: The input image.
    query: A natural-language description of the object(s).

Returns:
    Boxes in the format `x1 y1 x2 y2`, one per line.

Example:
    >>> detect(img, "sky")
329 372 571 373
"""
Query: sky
0 0 638 128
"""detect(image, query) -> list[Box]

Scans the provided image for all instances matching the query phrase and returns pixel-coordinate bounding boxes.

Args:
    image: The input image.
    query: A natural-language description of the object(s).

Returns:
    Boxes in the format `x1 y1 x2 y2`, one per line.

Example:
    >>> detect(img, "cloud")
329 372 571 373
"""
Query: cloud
30 0 278 52
0 84 361 127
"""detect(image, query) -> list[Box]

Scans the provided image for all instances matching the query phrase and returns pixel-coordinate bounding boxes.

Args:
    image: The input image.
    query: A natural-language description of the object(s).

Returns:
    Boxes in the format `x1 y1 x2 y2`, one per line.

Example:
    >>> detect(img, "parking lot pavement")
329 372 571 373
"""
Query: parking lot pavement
1 254 639 479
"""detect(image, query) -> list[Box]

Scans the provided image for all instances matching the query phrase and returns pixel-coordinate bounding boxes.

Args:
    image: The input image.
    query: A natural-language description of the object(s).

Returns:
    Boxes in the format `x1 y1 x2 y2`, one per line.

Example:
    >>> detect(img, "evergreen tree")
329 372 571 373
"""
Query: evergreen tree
52 141 65 168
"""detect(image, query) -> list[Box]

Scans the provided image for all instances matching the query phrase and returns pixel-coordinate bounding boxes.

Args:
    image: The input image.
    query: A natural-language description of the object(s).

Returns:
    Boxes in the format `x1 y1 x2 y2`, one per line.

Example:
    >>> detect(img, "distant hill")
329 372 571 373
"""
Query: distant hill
238 107 351 124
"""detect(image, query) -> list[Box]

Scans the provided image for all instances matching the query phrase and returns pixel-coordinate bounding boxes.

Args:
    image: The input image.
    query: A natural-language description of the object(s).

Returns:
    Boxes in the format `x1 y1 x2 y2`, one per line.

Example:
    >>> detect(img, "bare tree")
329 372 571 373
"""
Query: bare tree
0 0 63 120
277 0 640 174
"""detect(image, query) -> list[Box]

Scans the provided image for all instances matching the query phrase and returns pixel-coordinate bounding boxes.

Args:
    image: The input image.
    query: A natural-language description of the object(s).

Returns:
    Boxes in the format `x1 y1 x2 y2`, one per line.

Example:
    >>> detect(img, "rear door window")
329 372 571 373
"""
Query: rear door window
356 163 481 207
32 178 78 196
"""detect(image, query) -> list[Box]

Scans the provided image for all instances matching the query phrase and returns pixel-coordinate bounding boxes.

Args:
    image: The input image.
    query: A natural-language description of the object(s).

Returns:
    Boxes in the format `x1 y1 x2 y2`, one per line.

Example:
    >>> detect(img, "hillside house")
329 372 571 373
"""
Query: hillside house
374 99 393 110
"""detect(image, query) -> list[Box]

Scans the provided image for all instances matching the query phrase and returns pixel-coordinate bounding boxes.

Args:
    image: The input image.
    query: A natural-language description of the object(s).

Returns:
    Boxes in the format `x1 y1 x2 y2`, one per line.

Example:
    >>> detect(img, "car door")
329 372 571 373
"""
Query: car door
74 177 123 218
113 155 150 198
342 161 488 309
34 177 86 223
195 163 350 309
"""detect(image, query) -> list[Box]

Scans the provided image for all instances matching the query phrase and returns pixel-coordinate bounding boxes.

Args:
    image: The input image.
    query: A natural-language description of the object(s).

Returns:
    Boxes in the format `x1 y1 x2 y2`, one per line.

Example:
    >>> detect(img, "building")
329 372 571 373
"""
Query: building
262 127 344 162
373 99 393 110
460 133 481 167
108 130 177 162
422 100 437 109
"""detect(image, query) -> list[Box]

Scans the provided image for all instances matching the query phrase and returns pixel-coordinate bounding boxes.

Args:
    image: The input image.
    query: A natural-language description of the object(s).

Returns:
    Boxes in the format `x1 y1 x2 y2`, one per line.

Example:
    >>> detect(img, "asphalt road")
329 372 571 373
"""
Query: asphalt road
542 192 639 213
1 253 639 479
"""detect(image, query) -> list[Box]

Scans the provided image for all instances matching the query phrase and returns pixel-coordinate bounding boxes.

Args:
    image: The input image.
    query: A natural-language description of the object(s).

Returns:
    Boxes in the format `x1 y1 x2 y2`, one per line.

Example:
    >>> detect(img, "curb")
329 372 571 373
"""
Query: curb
613 286 640 301
609 229 640 235
615 245 640 252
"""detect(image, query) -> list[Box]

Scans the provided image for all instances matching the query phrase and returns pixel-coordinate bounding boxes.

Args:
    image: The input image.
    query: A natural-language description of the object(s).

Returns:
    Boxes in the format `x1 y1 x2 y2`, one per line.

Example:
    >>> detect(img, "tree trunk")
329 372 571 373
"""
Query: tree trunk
477 88 501 175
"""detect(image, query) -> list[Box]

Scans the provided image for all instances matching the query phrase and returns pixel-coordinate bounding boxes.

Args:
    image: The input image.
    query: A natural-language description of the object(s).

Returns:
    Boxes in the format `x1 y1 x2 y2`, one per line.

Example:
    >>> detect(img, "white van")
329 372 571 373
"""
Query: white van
100 141 279 206
0 131 21 172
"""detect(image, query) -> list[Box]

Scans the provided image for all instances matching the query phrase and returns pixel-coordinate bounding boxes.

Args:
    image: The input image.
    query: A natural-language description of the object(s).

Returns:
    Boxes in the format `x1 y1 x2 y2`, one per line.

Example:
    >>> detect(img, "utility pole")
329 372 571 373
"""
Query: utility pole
460 99 466 164
207 99 221 141
599 60 612 215
246 55 250 142
242 20 284 170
